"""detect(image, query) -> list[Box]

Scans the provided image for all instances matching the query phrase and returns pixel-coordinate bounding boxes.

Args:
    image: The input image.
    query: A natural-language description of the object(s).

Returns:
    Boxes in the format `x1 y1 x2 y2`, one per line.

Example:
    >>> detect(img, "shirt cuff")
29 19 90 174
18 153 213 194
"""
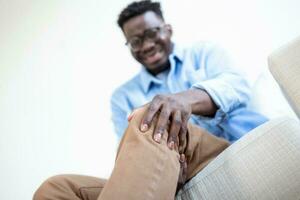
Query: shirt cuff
191 80 240 125
192 107 227 126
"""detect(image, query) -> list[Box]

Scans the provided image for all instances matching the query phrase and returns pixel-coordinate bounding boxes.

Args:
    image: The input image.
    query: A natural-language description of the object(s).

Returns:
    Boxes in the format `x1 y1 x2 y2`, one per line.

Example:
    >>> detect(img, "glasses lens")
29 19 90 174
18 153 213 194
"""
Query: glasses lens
129 38 142 50
144 27 160 40
127 26 164 51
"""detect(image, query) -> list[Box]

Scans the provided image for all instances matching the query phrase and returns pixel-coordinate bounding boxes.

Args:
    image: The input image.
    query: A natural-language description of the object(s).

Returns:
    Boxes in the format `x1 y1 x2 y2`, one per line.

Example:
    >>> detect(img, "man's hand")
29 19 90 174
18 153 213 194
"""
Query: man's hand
177 154 188 192
127 89 216 190
139 89 217 152
139 93 191 152
128 108 188 189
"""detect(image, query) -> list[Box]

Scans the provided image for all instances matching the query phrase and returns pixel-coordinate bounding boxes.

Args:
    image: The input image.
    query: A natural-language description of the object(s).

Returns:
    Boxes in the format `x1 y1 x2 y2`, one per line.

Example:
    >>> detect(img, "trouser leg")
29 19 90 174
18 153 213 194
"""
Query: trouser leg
184 122 230 180
34 106 229 200
33 174 106 200
98 106 229 200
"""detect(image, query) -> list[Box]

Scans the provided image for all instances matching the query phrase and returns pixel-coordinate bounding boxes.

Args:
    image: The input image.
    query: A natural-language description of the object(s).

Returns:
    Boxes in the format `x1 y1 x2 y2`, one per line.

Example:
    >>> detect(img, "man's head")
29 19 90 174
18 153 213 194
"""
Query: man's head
117 0 173 75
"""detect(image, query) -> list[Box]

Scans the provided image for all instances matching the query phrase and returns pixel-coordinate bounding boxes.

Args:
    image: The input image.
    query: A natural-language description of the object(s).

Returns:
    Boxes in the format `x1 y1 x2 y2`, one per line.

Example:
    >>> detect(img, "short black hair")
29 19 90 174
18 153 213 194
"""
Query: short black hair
117 0 164 30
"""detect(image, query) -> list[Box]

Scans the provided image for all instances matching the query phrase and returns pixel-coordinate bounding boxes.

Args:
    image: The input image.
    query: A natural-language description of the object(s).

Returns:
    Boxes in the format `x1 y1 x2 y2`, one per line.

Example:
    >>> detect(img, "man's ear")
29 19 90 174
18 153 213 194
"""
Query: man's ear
165 24 173 36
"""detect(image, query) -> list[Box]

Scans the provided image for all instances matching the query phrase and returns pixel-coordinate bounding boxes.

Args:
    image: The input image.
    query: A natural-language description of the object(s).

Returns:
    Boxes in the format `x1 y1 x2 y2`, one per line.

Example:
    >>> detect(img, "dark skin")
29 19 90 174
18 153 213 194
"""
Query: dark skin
123 11 217 186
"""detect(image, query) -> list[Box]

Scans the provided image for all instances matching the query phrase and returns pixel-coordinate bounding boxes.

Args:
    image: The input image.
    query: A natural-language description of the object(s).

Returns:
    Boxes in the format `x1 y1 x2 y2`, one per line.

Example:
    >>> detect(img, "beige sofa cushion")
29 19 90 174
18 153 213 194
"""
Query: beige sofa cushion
268 36 300 119
176 36 300 199
176 117 300 200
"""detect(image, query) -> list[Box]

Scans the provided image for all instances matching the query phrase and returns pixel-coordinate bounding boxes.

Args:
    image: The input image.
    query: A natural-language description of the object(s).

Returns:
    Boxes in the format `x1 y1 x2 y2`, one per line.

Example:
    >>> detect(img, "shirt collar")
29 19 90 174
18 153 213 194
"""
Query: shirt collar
171 43 184 62
139 43 184 93
139 67 158 93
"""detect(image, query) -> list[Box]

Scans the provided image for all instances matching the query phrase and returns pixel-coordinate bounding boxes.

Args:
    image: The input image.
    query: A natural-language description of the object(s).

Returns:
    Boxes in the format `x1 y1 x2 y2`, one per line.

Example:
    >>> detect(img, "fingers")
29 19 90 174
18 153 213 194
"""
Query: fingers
140 100 162 132
168 110 181 150
177 154 187 192
153 106 171 143
180 154 187 179
178 127 187 154
178 114 188 154
127 110 136 121
139 94 189 149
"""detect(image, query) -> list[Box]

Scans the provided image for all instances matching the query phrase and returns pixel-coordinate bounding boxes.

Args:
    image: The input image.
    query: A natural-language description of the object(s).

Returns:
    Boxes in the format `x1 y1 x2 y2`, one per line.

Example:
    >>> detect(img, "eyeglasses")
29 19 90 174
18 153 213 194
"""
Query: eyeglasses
125 24 166 51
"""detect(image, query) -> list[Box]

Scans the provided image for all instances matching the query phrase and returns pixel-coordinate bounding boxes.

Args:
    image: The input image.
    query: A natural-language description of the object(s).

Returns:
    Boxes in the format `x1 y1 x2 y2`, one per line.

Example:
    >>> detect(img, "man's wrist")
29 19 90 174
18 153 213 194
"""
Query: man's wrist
178 89 217 116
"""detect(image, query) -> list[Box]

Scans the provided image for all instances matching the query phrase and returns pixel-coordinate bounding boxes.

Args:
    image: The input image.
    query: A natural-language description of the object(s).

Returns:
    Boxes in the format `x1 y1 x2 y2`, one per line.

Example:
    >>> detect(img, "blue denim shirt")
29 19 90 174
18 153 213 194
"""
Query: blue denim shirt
111 42 267 142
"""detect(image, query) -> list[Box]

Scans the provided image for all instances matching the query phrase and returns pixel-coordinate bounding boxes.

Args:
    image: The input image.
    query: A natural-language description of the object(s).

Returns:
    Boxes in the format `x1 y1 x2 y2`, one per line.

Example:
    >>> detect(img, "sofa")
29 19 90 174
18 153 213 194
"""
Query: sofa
176 36 300 200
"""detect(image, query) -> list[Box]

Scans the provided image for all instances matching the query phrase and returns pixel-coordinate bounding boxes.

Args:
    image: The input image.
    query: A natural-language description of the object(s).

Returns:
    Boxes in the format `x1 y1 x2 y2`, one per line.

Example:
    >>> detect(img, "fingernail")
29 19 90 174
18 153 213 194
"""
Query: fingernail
168 141 174 150
179 154 185 162
127 113 133 121
154 133 161 143
140 124 148 132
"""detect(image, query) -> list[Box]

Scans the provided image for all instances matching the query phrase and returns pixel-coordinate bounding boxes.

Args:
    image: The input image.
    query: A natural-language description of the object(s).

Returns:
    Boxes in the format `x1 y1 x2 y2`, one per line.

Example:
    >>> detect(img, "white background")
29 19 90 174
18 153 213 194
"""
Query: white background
0 0 299 199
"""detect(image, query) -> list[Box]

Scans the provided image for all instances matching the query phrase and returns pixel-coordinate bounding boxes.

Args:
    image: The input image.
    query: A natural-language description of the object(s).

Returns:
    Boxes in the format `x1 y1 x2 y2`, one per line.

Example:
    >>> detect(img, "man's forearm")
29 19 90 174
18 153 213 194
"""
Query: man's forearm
176 88 218 117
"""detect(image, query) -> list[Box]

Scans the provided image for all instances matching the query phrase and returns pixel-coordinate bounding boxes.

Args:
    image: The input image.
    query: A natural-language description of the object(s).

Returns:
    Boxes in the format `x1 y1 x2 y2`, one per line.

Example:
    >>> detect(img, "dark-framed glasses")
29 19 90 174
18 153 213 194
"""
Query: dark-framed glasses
125 24 166 51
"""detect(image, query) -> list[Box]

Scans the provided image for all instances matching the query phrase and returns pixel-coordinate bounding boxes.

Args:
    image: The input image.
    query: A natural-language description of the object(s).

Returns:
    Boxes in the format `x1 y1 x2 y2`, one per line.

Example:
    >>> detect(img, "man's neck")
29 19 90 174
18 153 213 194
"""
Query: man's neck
148 61 171 76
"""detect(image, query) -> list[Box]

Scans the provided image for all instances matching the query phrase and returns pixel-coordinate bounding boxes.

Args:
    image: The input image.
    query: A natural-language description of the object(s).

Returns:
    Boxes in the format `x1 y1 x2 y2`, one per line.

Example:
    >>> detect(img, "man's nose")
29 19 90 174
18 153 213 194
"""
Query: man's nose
140 39 155 51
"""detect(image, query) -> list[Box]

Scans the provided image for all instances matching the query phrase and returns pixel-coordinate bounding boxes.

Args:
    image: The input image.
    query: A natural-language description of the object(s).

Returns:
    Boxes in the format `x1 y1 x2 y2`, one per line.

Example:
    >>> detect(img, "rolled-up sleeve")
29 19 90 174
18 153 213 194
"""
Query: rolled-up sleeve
192 44 250 124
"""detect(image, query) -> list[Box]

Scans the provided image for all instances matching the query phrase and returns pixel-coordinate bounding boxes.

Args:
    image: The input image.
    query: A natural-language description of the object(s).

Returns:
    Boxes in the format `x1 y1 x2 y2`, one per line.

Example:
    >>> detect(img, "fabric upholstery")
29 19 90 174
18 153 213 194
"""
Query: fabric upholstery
176 36 300 199
268 36 300 118
176 117 300 200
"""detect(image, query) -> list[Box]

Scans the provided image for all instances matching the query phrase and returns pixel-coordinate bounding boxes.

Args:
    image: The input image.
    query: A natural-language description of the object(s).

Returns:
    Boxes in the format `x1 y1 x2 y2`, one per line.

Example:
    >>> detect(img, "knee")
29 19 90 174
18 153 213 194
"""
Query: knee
118 105 162 147
127 106 157 138
126 105 170 145
128 106 148 127
33 175 67 200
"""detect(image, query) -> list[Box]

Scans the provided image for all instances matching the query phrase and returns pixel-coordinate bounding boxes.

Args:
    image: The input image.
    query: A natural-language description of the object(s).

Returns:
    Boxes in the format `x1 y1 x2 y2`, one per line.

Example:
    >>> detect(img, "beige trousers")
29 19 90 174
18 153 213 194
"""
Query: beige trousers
33 107 229 200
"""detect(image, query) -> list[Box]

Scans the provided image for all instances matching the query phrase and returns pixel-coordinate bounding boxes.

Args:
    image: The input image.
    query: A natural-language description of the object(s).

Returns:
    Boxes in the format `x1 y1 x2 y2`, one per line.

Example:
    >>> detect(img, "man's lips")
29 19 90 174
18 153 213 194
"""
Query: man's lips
142 50 162 64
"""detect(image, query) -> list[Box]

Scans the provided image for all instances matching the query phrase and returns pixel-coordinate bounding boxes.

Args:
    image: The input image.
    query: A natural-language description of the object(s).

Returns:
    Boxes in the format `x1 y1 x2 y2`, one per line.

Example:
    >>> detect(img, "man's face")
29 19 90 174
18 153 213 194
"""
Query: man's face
122 11 173 75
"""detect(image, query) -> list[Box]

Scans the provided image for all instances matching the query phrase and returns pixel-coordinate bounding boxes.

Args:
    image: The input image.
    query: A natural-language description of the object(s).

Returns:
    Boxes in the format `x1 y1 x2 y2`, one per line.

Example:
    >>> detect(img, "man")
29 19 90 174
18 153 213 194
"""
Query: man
111 0 267 146
33 1 267 199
